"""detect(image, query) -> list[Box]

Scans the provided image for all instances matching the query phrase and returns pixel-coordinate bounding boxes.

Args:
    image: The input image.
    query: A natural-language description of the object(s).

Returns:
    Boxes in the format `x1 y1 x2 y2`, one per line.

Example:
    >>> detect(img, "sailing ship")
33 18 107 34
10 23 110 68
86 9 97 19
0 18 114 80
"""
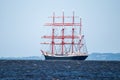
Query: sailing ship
41 12 88 60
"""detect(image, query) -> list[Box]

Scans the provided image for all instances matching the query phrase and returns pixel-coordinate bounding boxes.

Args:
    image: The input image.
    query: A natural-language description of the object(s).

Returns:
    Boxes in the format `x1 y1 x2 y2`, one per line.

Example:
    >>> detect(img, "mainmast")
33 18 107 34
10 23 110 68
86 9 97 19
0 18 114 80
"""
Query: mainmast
72 11 74 53
41 12 84 55
52 12 55 55
61 12 64 55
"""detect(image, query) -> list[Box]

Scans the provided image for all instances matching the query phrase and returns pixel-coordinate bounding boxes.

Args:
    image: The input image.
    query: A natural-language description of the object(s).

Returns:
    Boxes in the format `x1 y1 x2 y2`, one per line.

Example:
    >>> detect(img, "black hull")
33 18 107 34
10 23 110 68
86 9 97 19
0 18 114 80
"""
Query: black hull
44 55 88 60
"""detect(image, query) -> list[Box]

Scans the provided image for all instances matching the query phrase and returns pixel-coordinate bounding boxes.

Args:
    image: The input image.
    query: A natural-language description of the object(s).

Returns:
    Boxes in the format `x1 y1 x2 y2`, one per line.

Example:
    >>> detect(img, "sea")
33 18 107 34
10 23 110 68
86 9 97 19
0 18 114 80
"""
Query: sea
0 60 120 80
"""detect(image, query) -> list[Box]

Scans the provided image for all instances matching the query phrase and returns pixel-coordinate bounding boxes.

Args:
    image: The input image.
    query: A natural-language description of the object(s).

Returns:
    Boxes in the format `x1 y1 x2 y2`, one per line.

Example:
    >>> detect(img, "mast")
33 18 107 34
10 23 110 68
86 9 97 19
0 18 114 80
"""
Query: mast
52 12 55 55
72 28 74 53
61 11 64 55
72 11 75 53
80 18 82 36
51 28 54 55
61 28 64 55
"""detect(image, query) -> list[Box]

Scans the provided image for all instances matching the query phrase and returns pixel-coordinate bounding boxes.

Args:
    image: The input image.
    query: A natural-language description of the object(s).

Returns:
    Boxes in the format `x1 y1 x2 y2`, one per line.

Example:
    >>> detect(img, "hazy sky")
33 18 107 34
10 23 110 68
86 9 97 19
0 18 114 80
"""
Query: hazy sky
0 0 120 57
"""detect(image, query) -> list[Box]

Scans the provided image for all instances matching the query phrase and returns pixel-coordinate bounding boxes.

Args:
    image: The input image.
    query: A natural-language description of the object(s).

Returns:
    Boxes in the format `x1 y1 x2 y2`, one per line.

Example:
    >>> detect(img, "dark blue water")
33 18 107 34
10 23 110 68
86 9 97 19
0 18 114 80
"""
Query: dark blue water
0 60 120 80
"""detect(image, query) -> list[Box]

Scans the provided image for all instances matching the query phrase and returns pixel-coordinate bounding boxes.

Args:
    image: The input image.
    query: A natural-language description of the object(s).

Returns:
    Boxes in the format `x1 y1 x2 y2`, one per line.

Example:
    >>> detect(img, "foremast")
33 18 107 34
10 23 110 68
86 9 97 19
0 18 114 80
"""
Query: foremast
41 12 87 56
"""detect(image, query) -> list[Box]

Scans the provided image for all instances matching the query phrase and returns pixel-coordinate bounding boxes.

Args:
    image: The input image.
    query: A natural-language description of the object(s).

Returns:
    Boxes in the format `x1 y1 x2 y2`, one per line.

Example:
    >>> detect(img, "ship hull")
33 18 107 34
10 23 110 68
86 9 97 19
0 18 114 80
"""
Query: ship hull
44 55 88 60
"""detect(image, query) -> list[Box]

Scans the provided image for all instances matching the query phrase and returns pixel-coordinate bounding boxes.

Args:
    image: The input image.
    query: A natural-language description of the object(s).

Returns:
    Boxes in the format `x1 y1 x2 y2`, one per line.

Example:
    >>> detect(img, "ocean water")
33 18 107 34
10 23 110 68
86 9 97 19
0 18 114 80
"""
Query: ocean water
0 60 120 80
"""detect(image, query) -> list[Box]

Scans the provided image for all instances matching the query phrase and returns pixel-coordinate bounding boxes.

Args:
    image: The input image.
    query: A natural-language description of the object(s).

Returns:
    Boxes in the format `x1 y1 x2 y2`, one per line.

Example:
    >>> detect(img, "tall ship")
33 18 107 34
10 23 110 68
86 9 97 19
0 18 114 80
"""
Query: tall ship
41 12 88 60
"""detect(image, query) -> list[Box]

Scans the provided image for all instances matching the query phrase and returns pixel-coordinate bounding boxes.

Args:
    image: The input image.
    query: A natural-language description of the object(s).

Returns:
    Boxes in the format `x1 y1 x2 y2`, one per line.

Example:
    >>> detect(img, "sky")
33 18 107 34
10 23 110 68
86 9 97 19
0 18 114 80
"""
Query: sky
0 0 120 57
